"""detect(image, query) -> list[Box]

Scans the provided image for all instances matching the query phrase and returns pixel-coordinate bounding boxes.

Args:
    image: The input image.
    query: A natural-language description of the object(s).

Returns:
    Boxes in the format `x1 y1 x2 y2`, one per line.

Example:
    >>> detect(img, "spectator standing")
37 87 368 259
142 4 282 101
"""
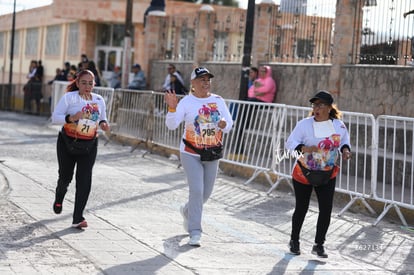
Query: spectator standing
170 72 188 95
162 64 185 91
70 64 78 73
110 66 122 89
36 60 44 82
82 60 102 87
285 90 351 258
247 67 258 89
165 67 233 246
128 64 147 90
23 60 39 113
67 70 77 82
48 68 67 109
62 62 71 80
29 74 43 115
81 54 88 64
247 65 276 103
26 60 38 80
231 66 273 157
48 68 67 85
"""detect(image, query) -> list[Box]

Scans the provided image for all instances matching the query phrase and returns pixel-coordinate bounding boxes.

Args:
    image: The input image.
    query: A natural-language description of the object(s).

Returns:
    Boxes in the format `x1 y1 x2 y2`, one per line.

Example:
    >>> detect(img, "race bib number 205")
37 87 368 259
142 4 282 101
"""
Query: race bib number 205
199 123 217 145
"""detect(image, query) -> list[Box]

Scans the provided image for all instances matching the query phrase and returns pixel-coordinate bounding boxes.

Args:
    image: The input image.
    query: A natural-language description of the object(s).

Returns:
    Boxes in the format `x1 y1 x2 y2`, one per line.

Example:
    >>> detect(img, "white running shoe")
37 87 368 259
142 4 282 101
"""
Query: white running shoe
180 205 188 233
188 234 201 247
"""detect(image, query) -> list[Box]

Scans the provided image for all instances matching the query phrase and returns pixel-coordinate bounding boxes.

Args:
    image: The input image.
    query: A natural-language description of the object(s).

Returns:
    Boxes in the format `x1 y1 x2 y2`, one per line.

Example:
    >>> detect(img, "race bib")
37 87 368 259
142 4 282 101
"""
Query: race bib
313 120 335 138
199 123 217 146
75 119 97 139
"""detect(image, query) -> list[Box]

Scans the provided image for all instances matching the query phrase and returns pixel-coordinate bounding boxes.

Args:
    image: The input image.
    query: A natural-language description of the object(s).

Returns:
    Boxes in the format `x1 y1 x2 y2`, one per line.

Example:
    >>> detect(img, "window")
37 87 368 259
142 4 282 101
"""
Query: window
297 39 312 59
213 31 228 61
112 25 125 47
67 23 79 56
45 25 61 55
96 24 130 47
97 24 111 46
179 29 195 60
25 28 38 56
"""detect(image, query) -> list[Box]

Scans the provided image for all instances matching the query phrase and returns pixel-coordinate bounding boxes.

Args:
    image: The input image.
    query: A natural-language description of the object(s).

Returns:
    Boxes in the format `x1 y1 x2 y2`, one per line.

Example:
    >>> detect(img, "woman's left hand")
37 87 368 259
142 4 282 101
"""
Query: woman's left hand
100 122 110 132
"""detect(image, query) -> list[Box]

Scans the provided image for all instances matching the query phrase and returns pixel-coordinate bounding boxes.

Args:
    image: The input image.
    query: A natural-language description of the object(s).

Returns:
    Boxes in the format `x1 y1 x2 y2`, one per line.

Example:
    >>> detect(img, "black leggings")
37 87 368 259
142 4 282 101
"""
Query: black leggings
291 178 336 245
55 133 97 224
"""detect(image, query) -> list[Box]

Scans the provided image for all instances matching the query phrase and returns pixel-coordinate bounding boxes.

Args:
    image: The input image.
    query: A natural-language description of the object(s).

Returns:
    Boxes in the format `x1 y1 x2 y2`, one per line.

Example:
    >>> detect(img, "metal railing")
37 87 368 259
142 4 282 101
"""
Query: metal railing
373 115 414 226
43 86 414 226
221 100 287 193
155 0 414 66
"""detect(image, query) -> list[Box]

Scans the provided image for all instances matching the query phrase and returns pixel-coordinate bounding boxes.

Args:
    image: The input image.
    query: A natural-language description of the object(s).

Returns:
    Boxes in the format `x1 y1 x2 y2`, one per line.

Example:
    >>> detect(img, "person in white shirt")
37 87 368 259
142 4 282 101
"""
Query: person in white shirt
285 90 351 258
162 64 185 91
164 67 233 246
51 69 110 229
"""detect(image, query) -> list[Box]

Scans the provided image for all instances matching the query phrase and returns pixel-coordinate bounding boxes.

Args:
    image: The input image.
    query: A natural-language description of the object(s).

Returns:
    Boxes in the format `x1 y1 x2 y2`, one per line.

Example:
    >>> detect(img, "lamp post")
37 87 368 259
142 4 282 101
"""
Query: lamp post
238 0 255 100
7 0 17 110
121 0 133 88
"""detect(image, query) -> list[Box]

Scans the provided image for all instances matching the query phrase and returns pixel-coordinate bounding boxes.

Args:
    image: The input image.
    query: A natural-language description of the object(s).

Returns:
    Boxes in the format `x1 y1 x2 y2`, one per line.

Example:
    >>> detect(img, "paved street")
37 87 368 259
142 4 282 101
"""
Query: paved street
0 111 413 274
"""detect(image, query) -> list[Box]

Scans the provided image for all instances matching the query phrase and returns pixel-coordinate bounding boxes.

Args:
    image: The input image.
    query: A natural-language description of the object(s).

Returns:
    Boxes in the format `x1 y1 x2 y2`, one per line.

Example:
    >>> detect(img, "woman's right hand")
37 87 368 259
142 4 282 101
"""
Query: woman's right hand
164 90 178 108
68 111 83 122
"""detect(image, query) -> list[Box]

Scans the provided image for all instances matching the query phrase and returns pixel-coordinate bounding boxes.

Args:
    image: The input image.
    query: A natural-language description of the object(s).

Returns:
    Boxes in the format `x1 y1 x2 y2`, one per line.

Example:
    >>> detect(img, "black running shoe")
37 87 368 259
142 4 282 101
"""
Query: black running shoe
289 240 300 255
312 244 328 258
53 202 62 214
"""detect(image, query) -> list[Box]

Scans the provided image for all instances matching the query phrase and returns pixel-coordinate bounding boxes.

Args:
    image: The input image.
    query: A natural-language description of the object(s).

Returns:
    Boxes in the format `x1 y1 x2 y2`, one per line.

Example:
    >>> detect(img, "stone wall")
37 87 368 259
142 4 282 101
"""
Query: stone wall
150 61 414 117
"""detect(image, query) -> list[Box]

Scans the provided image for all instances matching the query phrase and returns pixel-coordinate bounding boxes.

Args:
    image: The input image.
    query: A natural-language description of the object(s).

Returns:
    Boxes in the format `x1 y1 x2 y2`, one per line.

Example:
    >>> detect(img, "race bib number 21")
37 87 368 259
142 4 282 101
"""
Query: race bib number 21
76 119 97 138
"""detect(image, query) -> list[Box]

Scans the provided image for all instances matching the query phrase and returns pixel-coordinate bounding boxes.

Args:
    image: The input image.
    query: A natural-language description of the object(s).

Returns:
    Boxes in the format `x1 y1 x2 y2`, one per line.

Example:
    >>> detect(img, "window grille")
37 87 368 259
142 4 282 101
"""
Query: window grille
67 23 79 57
45 25 61 56
25 28 38 56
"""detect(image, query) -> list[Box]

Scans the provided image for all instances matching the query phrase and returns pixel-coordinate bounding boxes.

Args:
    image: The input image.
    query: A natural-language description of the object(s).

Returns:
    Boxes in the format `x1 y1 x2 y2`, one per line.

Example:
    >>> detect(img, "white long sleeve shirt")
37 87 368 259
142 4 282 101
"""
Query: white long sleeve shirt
286 116 351 171
166 93 233 156
52 91 107 139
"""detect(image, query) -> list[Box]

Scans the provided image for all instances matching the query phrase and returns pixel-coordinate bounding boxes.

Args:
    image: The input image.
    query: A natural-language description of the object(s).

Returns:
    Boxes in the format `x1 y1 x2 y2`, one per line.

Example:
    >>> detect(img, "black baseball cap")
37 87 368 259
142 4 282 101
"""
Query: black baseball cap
191 67 214 80
309 90 334 104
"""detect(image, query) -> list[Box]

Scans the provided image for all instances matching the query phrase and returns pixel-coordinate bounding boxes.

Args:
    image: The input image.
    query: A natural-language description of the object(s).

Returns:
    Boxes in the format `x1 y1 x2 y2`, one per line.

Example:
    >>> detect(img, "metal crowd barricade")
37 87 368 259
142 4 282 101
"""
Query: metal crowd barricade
335 111 377 217
50 81 69 114
92 86 115 122
222 99 287 193
373 115 414 226
111 89 155 152
266 105 311 194
102 91 414 226
151 91 185 151
91 86 115 143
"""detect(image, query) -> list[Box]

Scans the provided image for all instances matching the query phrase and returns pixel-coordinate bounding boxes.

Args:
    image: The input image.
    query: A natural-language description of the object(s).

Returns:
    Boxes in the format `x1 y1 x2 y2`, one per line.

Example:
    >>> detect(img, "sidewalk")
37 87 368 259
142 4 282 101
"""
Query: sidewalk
0 111 413 274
